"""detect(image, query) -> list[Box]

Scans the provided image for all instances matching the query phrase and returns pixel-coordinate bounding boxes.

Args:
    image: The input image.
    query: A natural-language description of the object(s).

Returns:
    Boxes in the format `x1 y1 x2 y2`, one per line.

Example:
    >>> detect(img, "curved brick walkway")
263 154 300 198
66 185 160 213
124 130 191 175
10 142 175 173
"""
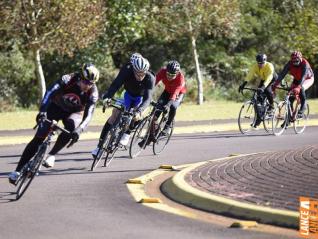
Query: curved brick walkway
185 145 318 211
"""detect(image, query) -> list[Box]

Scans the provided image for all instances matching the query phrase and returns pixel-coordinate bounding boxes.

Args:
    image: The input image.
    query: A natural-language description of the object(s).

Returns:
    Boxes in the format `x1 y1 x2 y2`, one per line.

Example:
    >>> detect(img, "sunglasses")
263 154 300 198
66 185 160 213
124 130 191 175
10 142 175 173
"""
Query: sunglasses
292 59 301 65
167 72 177 78
82 79 93 86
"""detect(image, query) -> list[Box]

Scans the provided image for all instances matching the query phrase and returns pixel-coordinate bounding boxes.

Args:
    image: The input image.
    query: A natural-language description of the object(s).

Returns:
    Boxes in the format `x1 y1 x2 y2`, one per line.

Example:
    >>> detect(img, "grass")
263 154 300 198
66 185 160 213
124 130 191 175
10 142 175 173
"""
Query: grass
0 99 317 131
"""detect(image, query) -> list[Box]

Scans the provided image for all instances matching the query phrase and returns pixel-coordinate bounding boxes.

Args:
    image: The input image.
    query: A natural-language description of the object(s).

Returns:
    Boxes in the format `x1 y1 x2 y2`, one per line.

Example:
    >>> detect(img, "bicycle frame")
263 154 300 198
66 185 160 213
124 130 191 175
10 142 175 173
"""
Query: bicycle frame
15 119 70 200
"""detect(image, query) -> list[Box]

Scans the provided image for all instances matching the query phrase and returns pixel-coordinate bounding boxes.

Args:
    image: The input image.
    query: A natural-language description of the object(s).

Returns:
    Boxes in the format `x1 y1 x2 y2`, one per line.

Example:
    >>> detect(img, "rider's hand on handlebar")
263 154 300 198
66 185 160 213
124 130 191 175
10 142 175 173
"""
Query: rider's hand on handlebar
102 97 111 112
70 127 82 144
36 112 47 124
238 81 247 93
133 110 142 121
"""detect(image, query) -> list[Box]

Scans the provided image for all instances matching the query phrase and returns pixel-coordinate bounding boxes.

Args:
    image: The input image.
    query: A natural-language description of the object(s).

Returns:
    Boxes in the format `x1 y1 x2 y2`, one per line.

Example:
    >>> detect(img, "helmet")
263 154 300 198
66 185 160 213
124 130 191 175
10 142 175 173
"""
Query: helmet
132 57 150 73
291 51 302 65
81 63 99 83
256 53 267 64
130 52 142 64
166 60 180 74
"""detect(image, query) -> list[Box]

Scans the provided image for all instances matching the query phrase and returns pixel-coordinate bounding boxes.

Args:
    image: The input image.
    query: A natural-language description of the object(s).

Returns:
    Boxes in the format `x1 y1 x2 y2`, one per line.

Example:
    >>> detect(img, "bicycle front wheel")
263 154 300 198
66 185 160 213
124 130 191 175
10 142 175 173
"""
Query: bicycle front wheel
272 101 288 136
16 146 46 200
263 101 277 134
91 132 111 171
238 101 256 134
129 117 151 159
153 121 174 155
294 103 309 134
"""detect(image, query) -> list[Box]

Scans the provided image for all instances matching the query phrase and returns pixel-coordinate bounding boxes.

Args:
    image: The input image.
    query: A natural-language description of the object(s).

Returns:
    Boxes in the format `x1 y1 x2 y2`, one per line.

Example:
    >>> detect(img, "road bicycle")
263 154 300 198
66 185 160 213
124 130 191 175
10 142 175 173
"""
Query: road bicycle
91 99 134 170
14 119 71 200
238 83 275 134
129 101 174 158
272 84 309 136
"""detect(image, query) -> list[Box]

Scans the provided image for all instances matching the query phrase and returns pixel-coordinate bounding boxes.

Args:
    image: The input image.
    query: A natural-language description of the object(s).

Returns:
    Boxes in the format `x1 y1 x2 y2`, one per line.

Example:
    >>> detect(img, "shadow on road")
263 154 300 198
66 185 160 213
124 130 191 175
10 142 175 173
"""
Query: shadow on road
171 132 271 140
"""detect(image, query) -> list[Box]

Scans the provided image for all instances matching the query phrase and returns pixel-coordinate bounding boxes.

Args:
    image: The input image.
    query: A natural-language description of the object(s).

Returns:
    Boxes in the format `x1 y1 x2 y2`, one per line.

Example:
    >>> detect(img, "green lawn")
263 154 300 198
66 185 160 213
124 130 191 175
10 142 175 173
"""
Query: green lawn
1 99 317 131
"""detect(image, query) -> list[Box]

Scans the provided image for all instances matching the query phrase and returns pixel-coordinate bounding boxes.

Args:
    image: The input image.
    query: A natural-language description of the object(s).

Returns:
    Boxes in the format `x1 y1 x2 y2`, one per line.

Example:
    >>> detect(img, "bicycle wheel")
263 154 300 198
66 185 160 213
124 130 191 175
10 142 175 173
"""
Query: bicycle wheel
90 133 110 171
294 104 309 134
238 101 256 134
16 146 46 200
272 101 288 136
129 117 151 159
153 120 174 155
263 101 277 134
103 127 121 167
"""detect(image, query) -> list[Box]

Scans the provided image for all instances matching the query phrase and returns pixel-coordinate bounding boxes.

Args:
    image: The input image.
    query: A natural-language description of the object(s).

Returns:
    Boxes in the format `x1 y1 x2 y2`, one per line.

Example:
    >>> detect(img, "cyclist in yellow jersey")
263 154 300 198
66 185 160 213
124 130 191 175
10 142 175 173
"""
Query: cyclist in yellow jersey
240 53 277 112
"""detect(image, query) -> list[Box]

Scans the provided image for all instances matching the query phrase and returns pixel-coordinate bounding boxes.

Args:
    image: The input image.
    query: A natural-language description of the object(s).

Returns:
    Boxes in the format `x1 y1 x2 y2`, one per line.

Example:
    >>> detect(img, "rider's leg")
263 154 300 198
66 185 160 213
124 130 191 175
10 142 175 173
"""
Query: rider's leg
98 108 120 146
264 86 274 110
15 104 60 172
48 112 82 155
300 77 314 112
165 94 184 130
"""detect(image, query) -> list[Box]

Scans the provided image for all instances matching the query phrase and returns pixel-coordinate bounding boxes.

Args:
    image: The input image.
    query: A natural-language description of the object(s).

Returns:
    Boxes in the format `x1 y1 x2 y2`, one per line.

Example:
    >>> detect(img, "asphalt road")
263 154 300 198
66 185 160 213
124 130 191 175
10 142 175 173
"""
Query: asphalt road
1 127 317 239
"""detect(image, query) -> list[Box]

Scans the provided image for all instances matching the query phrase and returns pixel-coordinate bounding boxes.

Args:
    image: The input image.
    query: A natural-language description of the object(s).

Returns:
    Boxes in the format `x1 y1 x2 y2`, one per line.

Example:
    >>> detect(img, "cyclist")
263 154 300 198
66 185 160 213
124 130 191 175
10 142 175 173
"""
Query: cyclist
239 53 277 127
272 51 314 117
155 60 186 134
91 55 155 156
8 63 100 184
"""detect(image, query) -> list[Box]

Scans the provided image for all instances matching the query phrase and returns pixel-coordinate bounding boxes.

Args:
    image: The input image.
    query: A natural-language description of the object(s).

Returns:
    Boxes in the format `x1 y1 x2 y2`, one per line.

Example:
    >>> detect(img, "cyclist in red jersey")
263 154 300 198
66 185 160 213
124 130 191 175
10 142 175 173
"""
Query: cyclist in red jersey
154 60 186 135
273 51 314 116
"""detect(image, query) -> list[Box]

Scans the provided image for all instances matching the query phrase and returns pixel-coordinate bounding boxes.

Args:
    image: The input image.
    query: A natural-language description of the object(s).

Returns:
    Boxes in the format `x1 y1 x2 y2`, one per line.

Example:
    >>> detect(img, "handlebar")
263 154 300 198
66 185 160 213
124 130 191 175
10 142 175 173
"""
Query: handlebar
34 119 70 135
103 98 135 116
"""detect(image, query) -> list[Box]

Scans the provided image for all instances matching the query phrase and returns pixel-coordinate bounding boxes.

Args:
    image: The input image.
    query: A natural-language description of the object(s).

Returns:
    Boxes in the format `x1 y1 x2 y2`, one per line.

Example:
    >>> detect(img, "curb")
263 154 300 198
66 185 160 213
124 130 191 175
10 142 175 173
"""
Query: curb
161 155 299 229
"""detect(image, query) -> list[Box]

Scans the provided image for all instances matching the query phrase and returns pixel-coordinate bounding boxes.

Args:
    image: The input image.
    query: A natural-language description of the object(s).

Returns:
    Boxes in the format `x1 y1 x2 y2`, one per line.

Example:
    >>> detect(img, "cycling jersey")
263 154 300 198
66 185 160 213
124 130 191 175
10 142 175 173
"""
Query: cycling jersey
40 72 98 130
245 62 275 87
277 58 314 85
155 68 186 100
103 63 155 112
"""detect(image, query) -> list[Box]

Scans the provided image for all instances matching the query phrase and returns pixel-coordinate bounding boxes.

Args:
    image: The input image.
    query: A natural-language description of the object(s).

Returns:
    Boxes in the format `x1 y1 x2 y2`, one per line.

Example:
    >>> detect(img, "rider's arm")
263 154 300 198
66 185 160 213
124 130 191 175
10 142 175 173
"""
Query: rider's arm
263 63 275 87
299 63 309 85
78 85 99 130
155 69 164 86
39 74 72 112
137 74 155 113
169 74 186 101
102 66 126 99
245 64 257 82
275 62 290 85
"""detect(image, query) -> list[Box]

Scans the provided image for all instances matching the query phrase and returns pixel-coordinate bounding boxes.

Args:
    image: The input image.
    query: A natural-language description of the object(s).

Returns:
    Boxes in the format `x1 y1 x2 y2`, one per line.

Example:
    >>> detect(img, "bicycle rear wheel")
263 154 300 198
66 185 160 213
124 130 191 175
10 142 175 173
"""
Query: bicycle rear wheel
294 103 309 134
272 101 288 136
16 147 46 200
238 101 256 134
153 120 174 155
129 117 151 159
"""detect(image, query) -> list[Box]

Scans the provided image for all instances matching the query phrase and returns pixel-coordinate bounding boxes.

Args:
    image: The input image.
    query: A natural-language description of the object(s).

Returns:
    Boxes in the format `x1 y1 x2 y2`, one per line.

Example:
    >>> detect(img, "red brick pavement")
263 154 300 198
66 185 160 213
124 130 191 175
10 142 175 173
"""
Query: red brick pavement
185 145 318 211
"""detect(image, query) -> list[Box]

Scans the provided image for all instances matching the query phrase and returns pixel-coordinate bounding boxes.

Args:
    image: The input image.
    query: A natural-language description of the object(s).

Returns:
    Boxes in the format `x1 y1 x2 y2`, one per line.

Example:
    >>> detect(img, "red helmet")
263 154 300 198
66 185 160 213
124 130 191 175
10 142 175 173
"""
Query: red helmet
291 51 302 66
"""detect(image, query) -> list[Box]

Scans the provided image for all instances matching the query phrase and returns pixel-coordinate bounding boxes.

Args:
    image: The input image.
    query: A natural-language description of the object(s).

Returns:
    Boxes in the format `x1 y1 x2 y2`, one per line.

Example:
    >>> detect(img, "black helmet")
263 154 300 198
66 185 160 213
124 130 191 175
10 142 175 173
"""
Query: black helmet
166 60 180 74
256 53 267 64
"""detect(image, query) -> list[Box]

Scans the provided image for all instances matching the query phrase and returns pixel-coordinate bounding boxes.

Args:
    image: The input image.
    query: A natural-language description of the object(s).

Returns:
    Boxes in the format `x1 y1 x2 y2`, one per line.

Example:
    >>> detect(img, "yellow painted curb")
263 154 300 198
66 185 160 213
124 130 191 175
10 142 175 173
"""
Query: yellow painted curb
230 221 258 229
159 165 175 170
139 198 161 203
127 178 144 184
161 154 299 228
228 153 240 157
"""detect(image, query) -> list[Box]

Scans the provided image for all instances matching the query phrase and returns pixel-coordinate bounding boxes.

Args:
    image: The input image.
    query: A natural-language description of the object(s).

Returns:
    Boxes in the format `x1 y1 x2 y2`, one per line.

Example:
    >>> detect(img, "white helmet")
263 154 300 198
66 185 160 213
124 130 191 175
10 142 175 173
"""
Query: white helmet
130 52 142 64
132 57 150 73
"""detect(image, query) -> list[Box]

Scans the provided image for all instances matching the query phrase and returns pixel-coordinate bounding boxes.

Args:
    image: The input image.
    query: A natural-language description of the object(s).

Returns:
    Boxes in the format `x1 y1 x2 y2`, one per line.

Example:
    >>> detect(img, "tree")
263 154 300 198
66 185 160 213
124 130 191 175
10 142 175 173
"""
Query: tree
147 0 240 104
0 0 104 98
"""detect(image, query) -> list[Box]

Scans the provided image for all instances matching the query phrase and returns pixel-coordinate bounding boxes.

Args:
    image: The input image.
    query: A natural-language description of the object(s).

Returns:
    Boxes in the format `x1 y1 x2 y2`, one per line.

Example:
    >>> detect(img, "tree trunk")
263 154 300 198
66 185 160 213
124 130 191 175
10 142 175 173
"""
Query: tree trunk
188 20 203 105
33 48 46 98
